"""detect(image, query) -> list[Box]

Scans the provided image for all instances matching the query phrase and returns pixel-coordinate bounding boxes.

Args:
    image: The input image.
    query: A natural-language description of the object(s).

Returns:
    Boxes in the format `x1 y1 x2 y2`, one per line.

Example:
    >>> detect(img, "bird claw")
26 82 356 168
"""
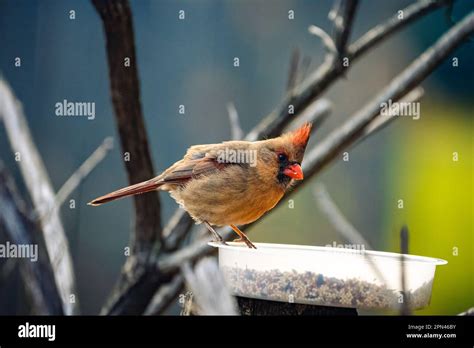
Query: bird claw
213 239 228 245
211 233 227 245
233 237 257 249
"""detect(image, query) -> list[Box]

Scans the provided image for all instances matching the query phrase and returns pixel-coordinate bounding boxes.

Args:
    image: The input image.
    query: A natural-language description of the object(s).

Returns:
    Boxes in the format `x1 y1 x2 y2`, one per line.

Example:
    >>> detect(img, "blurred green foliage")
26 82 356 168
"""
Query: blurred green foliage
385 103 473 315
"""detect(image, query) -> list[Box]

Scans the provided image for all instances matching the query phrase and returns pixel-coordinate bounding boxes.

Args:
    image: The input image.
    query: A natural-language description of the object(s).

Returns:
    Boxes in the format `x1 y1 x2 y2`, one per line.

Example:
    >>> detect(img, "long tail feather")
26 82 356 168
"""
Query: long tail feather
88 179 163 206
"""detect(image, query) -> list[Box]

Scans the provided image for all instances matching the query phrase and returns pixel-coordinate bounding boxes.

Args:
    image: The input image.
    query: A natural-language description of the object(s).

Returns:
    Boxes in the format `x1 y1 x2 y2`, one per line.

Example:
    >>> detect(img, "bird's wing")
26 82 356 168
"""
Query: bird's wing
159 154 224 184
161 144 248 185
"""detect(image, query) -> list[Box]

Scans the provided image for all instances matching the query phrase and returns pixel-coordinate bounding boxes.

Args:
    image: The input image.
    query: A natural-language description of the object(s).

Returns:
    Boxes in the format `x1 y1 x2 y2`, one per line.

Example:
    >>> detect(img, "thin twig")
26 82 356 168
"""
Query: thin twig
328 0 342 22
38 137 114 224
287 48 301 92
226 102 243 140
0 78 77 314
298 55 312 85
400 225 411 315
313 184 373 249
332 0 359 55
309 25 337 55
312 184 387 286
55 137 113 209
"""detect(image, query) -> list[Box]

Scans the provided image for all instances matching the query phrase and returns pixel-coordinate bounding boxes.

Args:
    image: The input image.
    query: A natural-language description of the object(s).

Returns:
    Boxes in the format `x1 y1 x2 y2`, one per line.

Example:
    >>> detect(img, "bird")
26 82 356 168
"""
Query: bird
88 123 312 249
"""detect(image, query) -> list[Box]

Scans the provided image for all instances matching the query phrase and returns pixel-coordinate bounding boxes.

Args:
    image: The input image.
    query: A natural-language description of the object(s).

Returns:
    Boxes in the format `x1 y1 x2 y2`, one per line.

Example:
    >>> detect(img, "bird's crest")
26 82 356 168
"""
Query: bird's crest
289 122 312 147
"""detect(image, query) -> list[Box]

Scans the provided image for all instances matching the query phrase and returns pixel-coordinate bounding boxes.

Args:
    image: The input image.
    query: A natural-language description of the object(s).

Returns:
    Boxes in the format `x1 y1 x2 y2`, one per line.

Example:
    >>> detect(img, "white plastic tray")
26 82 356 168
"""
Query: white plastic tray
209 242 447 310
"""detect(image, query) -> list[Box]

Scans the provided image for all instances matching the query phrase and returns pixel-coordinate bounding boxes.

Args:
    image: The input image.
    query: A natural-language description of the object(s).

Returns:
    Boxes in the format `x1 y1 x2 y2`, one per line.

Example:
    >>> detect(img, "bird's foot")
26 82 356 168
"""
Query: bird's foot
213 237 228 245
204 221 227 245
233 237 257 249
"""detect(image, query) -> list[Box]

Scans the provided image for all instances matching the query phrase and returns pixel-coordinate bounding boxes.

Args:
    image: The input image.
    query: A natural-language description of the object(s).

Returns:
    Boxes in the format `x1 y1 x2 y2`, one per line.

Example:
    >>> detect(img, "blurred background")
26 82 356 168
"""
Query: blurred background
0 0 472 315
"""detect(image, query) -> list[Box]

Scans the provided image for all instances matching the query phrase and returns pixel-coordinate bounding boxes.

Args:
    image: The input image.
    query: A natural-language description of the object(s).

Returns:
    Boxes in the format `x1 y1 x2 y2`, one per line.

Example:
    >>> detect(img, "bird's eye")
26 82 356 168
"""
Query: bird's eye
278 153 288 162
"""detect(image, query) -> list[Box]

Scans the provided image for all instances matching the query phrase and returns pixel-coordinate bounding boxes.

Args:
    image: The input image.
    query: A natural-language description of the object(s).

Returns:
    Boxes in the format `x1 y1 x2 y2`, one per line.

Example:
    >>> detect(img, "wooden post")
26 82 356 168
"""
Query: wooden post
237 297 358 316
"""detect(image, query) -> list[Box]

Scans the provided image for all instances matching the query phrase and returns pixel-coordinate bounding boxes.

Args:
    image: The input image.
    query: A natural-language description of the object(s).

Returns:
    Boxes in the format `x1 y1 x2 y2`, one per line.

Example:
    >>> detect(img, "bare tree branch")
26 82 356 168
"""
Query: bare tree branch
0 163 63 315
348 0 452 60
309 25 337 55
0 78 77 314
332 0 359 56
92 0 162 254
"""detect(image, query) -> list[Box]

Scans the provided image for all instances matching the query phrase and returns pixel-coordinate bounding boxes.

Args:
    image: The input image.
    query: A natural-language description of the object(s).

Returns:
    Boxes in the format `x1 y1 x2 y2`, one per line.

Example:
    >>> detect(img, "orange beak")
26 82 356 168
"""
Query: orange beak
283 163 304 180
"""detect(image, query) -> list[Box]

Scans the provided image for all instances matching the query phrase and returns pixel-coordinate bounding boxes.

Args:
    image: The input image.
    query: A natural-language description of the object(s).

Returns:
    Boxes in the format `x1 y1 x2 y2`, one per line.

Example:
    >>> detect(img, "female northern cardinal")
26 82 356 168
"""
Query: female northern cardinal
89 123 312 249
